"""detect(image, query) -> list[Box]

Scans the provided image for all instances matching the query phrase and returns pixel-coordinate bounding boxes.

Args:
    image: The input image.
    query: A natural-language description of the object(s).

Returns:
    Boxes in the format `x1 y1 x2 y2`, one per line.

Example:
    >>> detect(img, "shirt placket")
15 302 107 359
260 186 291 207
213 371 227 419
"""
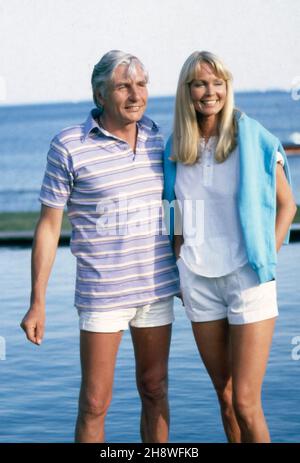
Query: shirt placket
97 124 137 161
202 142 214 187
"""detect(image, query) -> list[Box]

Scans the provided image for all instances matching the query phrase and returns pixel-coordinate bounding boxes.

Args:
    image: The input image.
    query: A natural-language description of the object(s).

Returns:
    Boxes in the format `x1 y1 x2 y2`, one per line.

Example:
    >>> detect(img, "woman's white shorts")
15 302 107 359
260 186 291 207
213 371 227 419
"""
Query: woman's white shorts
177 258 278 325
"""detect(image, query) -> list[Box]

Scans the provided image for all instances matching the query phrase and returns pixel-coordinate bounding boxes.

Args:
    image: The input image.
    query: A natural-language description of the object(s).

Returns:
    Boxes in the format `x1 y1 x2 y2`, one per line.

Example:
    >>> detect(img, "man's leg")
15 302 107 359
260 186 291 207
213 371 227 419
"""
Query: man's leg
130 324 172 443
75 330 123 443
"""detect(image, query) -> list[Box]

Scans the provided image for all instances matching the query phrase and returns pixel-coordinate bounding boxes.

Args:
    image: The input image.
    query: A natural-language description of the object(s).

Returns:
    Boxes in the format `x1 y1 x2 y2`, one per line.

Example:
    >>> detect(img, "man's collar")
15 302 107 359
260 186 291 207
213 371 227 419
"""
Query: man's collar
82 108 102 141
82 108 159 142
138 114 159 134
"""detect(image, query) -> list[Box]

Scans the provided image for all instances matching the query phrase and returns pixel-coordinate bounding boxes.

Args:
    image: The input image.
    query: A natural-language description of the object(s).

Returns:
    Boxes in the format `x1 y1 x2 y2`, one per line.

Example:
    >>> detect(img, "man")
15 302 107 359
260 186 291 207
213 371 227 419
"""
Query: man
20 50 179 443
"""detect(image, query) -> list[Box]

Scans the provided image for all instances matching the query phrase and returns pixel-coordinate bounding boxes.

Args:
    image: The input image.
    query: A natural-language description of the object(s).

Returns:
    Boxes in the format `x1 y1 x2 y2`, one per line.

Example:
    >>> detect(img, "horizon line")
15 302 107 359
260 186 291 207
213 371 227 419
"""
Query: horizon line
0 88 293 109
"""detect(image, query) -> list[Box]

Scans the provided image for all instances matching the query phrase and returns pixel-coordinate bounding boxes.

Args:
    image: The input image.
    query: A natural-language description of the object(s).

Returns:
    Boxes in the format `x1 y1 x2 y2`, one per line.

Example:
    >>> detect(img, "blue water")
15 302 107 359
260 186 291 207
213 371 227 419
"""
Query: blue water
0 92 300 211
0 93 300 443
0 243 299 443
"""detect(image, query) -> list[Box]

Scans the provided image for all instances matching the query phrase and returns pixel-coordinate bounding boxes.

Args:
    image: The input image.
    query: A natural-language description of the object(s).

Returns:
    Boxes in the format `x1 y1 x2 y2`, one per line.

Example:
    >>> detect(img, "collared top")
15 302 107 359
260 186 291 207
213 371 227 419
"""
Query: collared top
174 136 285 277
39 109 179 311
163 111 292 283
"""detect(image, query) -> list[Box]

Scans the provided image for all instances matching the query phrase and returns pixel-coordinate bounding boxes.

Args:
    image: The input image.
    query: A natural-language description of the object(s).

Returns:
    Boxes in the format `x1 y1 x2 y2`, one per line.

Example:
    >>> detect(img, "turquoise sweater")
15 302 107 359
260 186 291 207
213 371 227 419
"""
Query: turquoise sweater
163 112 292 283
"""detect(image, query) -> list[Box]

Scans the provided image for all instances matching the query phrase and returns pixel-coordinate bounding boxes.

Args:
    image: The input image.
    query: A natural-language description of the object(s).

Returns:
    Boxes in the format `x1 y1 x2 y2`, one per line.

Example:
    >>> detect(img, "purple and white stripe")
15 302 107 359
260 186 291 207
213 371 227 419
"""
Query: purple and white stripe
39 109 179 311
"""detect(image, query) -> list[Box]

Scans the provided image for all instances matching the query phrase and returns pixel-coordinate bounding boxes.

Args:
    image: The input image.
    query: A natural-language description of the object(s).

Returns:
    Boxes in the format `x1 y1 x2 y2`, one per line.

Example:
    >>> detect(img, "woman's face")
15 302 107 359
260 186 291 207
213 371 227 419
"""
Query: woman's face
189 62 227 119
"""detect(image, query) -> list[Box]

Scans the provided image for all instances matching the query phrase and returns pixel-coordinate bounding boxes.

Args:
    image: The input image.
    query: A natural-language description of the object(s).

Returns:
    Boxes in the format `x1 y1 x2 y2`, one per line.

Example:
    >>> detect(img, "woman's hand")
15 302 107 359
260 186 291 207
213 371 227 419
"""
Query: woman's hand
174 234 184 261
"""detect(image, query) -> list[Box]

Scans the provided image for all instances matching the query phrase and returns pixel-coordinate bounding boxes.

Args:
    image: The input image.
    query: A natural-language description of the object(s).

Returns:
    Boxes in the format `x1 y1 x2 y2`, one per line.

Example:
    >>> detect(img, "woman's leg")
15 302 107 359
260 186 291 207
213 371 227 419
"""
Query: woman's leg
75 330 123 443
230 317 276 443
192 319 241 442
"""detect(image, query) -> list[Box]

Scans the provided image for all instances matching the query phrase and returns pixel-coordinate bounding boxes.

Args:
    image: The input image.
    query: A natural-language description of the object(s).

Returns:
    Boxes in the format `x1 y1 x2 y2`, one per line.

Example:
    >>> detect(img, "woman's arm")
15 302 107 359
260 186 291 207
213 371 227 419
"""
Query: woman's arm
174 234 184 260
275 163 297 251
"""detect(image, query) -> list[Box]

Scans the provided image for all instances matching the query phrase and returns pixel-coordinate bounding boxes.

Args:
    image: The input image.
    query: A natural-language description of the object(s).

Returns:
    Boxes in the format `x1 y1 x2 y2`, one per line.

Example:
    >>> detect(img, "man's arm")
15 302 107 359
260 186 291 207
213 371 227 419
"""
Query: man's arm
20 205 64 345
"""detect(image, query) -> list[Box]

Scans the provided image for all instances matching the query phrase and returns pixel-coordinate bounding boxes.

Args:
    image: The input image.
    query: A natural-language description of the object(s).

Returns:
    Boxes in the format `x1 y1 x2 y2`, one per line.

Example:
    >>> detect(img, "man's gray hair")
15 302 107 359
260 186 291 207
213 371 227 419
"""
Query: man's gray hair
91 50 149 109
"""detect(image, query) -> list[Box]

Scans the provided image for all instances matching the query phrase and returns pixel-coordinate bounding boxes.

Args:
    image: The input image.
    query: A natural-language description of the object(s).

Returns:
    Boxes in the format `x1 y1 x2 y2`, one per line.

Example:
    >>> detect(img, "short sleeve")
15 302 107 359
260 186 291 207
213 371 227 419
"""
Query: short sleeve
39 139 73 209
276 151 284 167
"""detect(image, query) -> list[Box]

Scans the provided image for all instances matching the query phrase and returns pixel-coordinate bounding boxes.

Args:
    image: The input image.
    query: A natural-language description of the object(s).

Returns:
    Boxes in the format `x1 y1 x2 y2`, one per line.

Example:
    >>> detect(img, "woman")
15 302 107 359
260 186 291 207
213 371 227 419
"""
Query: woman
163 51 297 443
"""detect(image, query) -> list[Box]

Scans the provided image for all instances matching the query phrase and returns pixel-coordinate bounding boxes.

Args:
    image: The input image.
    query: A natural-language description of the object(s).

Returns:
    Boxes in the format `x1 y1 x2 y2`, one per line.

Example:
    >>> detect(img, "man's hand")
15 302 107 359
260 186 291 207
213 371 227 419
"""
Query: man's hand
20 306 46 346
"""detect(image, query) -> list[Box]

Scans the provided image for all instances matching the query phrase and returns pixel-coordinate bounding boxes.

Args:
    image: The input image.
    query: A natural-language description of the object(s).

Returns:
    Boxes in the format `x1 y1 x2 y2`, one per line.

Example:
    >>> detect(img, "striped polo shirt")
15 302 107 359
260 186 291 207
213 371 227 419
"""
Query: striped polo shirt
39 109 179 311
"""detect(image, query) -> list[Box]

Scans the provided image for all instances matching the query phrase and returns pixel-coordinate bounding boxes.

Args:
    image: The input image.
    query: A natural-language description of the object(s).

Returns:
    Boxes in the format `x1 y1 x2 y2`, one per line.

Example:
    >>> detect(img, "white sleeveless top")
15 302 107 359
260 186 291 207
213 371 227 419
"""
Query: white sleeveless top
174 137 284 277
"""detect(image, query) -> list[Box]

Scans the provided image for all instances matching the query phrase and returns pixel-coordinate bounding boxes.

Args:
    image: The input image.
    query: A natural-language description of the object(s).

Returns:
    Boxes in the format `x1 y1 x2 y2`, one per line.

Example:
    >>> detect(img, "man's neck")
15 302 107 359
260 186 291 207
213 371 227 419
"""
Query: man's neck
99 114 138 152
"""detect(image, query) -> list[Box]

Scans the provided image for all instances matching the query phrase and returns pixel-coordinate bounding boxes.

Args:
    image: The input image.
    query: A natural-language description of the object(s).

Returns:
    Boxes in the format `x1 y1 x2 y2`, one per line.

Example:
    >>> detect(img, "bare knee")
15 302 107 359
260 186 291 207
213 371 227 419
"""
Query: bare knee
79 390 112 419
138 372 168 404
214 379 234 416
233 391 262 427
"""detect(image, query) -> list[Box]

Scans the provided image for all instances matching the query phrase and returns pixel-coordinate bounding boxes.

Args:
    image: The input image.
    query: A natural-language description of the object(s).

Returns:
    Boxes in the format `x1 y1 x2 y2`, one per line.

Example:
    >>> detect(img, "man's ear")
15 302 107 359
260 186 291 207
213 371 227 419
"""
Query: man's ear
95 90 105 107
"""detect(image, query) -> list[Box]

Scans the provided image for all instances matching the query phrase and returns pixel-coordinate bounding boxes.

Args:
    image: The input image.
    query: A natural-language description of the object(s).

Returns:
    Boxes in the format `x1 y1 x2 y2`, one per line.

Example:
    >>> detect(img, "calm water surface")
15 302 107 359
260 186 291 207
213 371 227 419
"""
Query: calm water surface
0 243 299 443
1 92 300 211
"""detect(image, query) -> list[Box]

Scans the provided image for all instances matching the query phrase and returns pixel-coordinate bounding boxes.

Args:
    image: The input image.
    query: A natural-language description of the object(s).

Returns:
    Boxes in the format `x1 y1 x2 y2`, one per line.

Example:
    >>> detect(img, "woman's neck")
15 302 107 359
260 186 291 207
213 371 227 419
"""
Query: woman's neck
197 114 219 139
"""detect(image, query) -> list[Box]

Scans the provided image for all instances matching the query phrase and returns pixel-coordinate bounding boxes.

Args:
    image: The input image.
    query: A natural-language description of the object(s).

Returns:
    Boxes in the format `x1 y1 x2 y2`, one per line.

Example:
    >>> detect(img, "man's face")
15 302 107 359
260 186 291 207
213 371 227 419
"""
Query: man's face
97 64 148 127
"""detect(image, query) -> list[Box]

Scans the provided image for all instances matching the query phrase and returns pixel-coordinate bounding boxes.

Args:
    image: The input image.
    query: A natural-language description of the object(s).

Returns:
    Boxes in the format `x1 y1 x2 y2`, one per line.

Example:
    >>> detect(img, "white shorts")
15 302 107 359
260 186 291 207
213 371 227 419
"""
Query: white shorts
177 258 278 325
77 297 174 333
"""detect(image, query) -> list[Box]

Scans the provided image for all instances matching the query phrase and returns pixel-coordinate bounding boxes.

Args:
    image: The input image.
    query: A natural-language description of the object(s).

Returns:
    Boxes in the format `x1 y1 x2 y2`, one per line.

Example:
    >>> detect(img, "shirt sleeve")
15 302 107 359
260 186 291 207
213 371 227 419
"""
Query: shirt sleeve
276 151 284 167
39 139 73 209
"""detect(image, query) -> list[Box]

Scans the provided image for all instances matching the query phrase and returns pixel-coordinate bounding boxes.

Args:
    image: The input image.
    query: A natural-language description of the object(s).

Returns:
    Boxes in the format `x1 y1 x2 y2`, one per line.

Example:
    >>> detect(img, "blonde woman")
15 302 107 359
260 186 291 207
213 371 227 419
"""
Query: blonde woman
163 51 297 443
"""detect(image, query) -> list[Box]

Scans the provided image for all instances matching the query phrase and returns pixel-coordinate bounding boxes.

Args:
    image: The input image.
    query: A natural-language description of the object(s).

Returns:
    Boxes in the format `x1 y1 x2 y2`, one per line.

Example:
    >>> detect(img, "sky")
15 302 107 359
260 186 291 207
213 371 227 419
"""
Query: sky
0 0 300 105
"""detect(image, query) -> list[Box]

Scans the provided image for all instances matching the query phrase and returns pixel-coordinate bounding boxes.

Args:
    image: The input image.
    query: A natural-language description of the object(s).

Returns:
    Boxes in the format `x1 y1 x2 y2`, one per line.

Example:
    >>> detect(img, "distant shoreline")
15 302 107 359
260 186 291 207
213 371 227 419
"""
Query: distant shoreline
0 90 295 109
0 210 299 246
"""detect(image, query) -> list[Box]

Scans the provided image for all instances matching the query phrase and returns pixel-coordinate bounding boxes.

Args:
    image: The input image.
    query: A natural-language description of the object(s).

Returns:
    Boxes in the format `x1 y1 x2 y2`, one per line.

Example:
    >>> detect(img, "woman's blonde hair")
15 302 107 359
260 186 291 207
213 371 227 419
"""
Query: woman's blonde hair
173 51 237 164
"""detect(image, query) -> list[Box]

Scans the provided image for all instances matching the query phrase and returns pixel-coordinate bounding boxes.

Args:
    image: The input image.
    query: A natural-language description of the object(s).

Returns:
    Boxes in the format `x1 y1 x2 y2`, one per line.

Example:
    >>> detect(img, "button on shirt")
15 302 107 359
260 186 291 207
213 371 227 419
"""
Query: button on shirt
175 137 285 278
39 109 179 311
